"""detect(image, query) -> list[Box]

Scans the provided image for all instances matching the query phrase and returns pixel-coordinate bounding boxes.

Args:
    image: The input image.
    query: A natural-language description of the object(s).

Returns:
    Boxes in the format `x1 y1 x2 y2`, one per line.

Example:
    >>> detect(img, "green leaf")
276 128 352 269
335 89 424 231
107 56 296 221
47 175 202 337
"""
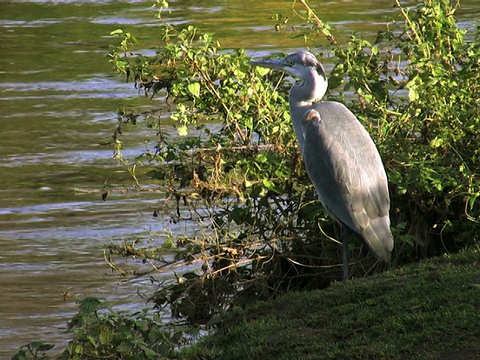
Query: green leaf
256 153 268 163
110 29 124 35
118 341 133 352
408 87 418 101
99 328 113 345
188 82 201 97
255 66 271 77
262 179 278 192
177 125 188 136
430 137 444 148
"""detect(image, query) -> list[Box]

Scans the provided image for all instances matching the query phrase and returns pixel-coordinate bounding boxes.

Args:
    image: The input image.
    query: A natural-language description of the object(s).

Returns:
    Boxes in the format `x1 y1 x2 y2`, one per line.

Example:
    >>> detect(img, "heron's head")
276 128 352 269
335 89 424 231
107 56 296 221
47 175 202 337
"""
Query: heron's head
249 51 326 81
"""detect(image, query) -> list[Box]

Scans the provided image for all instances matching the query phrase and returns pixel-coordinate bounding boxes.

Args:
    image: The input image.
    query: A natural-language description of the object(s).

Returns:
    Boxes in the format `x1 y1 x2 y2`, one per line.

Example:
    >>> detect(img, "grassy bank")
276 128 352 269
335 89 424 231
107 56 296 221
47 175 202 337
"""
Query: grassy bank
181 248 480 360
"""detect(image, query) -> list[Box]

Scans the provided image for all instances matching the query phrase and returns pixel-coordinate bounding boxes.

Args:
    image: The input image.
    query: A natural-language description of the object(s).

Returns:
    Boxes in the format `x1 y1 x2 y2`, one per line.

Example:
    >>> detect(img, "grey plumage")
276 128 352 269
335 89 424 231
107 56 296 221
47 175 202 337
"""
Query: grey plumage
250 51 394 279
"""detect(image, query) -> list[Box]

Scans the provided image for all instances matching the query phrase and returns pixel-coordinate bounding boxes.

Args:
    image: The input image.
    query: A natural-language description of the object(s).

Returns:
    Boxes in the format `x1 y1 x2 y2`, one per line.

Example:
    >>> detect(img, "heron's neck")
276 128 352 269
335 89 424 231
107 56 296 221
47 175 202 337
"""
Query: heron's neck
290 68 328 105
289 69 328 151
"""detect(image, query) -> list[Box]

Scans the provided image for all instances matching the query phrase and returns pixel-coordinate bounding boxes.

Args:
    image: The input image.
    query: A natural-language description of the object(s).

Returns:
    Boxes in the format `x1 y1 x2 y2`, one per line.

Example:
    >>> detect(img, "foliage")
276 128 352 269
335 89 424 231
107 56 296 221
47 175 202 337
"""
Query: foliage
11 297 189 360
12 341 54 360
106 7 346 327
103 0 479 328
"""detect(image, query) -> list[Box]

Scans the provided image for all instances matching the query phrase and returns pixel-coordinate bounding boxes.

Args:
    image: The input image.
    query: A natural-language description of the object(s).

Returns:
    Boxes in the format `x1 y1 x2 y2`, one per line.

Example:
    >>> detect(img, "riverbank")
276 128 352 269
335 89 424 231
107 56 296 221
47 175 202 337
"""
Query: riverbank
181 247 480 359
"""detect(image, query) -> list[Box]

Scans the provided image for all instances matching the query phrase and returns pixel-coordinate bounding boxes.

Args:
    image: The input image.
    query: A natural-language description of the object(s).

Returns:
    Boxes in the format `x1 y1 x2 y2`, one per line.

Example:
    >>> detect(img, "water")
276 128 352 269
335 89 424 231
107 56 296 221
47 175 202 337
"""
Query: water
0 0 478 355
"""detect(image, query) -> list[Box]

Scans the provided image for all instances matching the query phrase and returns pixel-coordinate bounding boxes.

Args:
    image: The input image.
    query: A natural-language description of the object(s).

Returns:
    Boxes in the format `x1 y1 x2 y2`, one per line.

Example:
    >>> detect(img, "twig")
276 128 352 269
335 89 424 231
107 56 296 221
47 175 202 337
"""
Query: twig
394 0 422 45
293 0 337 46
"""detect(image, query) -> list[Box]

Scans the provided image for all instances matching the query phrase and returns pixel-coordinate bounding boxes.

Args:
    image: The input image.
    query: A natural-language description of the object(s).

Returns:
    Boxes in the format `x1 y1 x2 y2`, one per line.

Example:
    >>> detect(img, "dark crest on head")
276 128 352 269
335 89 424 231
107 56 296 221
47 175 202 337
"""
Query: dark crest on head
301 52 327 80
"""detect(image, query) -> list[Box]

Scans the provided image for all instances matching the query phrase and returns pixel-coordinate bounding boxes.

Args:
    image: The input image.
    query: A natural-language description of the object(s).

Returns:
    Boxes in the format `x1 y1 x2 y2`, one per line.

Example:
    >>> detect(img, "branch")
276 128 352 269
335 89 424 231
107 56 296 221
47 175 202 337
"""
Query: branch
293 0 337 46
394 0 422 45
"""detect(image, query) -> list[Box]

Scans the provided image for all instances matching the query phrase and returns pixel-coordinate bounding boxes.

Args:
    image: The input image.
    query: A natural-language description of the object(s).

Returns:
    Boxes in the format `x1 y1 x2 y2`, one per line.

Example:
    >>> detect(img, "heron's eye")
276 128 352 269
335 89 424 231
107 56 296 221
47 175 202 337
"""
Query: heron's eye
286 60 295 67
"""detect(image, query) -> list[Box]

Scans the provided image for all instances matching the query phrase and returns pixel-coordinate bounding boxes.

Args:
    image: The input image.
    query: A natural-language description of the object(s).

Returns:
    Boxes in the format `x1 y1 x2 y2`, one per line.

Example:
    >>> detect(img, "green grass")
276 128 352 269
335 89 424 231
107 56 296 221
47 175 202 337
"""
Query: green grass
180 247 480 360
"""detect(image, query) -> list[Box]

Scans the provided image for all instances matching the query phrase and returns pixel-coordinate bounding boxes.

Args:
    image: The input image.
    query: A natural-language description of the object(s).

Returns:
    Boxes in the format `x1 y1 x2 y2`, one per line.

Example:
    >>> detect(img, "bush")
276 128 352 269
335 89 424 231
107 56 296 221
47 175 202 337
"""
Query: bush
13 297 187 360
105 0 479 326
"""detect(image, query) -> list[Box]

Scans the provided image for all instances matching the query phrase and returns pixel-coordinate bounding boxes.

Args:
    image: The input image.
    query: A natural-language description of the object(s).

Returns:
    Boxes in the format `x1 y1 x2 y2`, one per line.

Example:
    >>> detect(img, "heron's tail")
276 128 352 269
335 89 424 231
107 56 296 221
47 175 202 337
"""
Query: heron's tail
362 216 394 262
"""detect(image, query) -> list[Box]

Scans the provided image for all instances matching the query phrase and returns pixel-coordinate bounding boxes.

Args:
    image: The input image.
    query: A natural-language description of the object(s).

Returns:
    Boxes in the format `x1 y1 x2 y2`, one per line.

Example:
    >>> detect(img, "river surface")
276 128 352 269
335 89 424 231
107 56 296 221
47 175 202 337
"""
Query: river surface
0 0 478 356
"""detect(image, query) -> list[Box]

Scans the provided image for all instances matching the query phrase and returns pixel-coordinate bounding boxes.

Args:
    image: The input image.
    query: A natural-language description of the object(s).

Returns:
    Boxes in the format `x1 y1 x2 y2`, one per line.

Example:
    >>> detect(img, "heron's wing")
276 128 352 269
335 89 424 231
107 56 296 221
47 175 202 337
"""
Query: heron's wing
301 103 393 261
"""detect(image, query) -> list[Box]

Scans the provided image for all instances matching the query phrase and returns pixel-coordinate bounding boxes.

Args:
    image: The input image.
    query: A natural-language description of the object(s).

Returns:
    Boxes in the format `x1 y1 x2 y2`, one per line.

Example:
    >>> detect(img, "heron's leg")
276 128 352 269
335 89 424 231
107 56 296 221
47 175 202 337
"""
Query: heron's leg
341 226 349 281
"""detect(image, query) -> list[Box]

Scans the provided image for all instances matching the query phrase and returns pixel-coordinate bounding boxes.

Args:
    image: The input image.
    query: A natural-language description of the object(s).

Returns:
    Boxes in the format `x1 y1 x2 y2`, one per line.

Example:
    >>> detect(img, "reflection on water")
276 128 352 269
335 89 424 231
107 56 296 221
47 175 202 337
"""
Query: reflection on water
0 0 478 355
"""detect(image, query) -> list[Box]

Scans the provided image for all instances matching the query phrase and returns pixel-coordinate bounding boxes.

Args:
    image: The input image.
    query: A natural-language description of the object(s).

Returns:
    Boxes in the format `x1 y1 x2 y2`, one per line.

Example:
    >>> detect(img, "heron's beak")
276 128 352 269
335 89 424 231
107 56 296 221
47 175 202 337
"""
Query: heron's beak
249 59 286 72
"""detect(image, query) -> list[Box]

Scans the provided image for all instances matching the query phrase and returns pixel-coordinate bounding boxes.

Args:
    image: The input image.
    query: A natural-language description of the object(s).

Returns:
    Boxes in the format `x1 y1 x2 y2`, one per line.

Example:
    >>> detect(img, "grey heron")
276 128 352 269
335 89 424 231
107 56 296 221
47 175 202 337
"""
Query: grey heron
250 51 394 280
